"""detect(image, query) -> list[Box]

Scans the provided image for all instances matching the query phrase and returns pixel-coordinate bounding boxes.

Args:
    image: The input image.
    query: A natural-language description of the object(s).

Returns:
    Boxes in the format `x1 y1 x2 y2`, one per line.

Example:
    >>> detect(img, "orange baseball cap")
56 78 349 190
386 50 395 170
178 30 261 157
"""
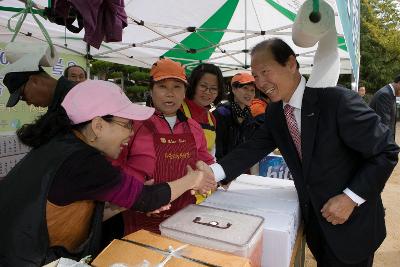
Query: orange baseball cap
150 58 187 84
231 72 255 86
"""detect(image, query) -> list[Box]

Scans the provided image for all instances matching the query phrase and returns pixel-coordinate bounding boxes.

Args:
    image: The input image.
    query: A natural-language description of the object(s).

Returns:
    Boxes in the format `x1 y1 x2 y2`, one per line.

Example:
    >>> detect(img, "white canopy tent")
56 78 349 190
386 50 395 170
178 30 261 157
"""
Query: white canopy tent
0 0 356 77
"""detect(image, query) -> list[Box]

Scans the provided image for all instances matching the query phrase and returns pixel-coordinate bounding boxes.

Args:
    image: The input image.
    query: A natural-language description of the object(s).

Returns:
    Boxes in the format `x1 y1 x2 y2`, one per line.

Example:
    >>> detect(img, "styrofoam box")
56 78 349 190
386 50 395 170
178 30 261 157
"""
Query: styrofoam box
160 204 264 266
229 175 299 201
202 175 301 267
0 135 31 157
204 202 296 267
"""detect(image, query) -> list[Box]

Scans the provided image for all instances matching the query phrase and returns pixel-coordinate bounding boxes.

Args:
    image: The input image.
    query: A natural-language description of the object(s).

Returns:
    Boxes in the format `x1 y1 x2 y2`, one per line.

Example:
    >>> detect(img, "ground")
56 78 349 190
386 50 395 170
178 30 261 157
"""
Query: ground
305 124 400 267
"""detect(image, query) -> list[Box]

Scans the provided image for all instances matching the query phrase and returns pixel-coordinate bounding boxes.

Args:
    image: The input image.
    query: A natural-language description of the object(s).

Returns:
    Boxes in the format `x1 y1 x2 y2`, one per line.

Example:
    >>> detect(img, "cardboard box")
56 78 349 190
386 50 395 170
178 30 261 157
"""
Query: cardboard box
92 230 251 267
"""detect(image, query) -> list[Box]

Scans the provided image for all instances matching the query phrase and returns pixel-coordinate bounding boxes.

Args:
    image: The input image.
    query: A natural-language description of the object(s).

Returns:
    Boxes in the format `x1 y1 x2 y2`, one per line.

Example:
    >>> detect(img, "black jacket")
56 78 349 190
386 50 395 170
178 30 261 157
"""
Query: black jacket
370 84 397 141
219 86 399 263
213 102 261 160
48 76 76 112
0 134 104 266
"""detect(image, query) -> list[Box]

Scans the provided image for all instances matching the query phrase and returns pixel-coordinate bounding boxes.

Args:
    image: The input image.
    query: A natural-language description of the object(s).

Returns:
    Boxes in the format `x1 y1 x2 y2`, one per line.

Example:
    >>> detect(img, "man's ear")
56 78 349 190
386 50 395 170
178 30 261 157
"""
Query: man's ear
287 55 298 73
29 74 40 87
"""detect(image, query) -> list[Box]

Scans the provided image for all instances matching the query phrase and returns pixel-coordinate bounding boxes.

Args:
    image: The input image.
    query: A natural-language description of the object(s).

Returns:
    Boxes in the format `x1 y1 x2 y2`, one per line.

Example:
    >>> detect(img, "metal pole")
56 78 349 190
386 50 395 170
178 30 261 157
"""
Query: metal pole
244 0 248 67
310 0 321 23
86 43 91 78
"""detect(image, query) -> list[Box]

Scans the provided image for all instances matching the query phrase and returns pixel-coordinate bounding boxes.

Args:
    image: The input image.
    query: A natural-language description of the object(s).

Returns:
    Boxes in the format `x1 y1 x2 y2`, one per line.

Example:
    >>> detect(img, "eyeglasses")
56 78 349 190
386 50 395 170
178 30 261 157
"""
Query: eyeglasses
109 119 133 131
198 83 218 95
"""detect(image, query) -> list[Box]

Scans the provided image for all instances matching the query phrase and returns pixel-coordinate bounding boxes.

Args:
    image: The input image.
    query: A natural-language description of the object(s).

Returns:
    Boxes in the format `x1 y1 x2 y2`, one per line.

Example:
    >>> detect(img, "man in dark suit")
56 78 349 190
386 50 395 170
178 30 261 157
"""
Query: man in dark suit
200 38 399 266
370 75 400 141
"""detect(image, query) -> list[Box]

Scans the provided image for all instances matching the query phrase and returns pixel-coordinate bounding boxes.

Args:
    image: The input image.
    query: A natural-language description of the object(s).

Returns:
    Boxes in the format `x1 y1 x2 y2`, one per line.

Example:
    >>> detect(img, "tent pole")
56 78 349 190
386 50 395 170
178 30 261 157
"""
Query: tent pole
86 43 91 78
244 0 248 67
93 30 187 57
310 0 321 23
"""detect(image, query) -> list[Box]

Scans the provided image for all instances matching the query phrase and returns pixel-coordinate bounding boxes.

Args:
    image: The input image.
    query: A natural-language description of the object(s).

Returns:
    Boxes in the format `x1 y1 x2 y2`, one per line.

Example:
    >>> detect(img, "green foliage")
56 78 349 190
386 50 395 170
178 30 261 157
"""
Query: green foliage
90 61 113 79
90 60 151 89
125 85 149 102
360 0 400 93
108 71 123 79
126 85 149 93
131 71 150 82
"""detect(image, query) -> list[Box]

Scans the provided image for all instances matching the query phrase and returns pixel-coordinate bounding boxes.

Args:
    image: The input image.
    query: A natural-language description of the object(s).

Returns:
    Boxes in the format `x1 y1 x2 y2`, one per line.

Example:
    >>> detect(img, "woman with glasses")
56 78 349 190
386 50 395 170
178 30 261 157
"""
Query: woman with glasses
113 59 215 235
213 73 260 161
0 80 215 266
182 63 225 157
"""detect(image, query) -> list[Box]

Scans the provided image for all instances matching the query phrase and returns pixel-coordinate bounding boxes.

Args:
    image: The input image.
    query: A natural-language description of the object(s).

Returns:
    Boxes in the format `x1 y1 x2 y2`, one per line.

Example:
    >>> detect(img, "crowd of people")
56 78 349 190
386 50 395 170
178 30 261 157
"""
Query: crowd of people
0 37 399 267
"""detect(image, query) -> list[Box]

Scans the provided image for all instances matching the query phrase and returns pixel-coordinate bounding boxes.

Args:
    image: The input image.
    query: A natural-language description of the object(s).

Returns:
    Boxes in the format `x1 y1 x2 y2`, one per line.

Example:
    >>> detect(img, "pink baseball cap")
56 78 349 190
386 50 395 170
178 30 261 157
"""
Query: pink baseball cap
61 80 154 124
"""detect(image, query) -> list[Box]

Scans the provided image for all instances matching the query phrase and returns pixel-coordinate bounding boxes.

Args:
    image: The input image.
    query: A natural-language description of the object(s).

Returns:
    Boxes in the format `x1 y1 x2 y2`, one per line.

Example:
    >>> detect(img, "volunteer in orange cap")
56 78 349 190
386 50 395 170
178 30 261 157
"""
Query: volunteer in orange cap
113 58 215 234
250 90 270 124
213 72 260 160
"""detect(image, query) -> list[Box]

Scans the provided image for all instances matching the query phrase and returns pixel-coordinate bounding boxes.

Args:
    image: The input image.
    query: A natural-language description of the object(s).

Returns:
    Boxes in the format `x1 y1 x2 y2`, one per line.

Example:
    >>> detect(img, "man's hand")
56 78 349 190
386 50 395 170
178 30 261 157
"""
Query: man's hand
186 165 216 194
321 193 357 225
195 161 215 180
217 182 231 191
194 161 218 194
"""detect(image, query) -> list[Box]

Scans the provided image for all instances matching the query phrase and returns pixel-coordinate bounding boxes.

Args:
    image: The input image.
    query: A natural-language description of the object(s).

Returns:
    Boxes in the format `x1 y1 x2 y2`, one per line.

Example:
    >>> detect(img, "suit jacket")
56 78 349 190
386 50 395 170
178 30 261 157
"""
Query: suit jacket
219 86 399 264
370 85 397 141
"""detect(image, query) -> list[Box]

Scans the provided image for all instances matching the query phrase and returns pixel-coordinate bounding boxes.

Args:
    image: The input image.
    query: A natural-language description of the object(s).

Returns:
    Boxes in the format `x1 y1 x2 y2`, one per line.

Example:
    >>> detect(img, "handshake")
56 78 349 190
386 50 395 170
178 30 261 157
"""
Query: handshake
186 161 218 195
148 161 229 216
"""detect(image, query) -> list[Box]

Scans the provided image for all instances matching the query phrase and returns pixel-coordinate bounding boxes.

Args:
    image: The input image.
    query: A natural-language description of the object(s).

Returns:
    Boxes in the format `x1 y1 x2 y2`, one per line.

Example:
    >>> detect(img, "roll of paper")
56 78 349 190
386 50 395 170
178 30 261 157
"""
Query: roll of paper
292 0 339 87
0 42 58 75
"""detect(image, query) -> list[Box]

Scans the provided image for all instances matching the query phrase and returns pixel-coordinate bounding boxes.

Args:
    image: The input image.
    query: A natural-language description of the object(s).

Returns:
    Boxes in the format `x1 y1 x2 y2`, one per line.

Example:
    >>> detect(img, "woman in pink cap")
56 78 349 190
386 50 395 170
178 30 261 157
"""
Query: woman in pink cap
0 80 215 266
113 58 215 235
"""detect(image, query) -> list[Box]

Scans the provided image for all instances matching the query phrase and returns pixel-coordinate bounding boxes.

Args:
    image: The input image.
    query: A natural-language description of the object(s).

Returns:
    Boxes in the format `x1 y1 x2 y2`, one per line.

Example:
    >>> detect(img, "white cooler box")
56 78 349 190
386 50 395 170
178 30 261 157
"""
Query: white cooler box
203 175 301 267
160 204 264 267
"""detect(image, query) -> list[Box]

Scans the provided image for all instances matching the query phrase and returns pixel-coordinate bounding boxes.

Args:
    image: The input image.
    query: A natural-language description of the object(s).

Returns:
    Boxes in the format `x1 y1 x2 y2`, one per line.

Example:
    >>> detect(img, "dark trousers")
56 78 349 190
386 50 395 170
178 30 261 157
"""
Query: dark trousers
305 210 374 267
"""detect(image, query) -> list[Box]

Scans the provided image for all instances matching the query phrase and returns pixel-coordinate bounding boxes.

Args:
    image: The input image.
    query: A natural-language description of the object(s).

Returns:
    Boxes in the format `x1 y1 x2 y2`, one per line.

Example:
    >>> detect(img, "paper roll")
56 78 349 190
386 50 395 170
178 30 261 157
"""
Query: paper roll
292 0 335 48
292 0 339 87
0 42 58 76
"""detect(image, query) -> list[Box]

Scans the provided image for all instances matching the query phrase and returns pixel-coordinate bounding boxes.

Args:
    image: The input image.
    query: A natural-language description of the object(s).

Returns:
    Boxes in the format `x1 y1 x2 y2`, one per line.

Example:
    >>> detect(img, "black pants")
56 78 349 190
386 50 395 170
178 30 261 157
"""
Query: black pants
101 213 124 249
305 210 374 267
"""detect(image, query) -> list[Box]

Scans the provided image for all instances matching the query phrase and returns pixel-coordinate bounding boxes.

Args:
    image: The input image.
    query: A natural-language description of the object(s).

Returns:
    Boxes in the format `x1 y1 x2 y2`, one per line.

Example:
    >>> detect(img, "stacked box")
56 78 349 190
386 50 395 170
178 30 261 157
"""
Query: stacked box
160 205 264 267
202 175 301 267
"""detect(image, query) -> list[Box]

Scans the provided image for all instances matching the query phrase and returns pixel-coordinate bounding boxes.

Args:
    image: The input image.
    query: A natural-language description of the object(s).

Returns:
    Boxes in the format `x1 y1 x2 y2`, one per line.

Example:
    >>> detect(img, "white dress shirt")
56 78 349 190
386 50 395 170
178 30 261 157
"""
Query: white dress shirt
211 76 366 206
389 84 395 96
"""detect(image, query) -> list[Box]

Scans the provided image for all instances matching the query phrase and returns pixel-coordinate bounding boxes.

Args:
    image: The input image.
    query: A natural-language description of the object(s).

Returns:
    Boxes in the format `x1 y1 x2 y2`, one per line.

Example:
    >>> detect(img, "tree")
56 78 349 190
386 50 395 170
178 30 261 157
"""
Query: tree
91 61 113 80
359 0 400 93
90 60 151 102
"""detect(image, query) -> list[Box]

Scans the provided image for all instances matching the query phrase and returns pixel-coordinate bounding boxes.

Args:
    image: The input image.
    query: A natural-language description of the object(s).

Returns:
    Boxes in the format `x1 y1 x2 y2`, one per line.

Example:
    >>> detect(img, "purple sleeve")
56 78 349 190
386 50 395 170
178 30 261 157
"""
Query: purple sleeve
98 172 143 208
